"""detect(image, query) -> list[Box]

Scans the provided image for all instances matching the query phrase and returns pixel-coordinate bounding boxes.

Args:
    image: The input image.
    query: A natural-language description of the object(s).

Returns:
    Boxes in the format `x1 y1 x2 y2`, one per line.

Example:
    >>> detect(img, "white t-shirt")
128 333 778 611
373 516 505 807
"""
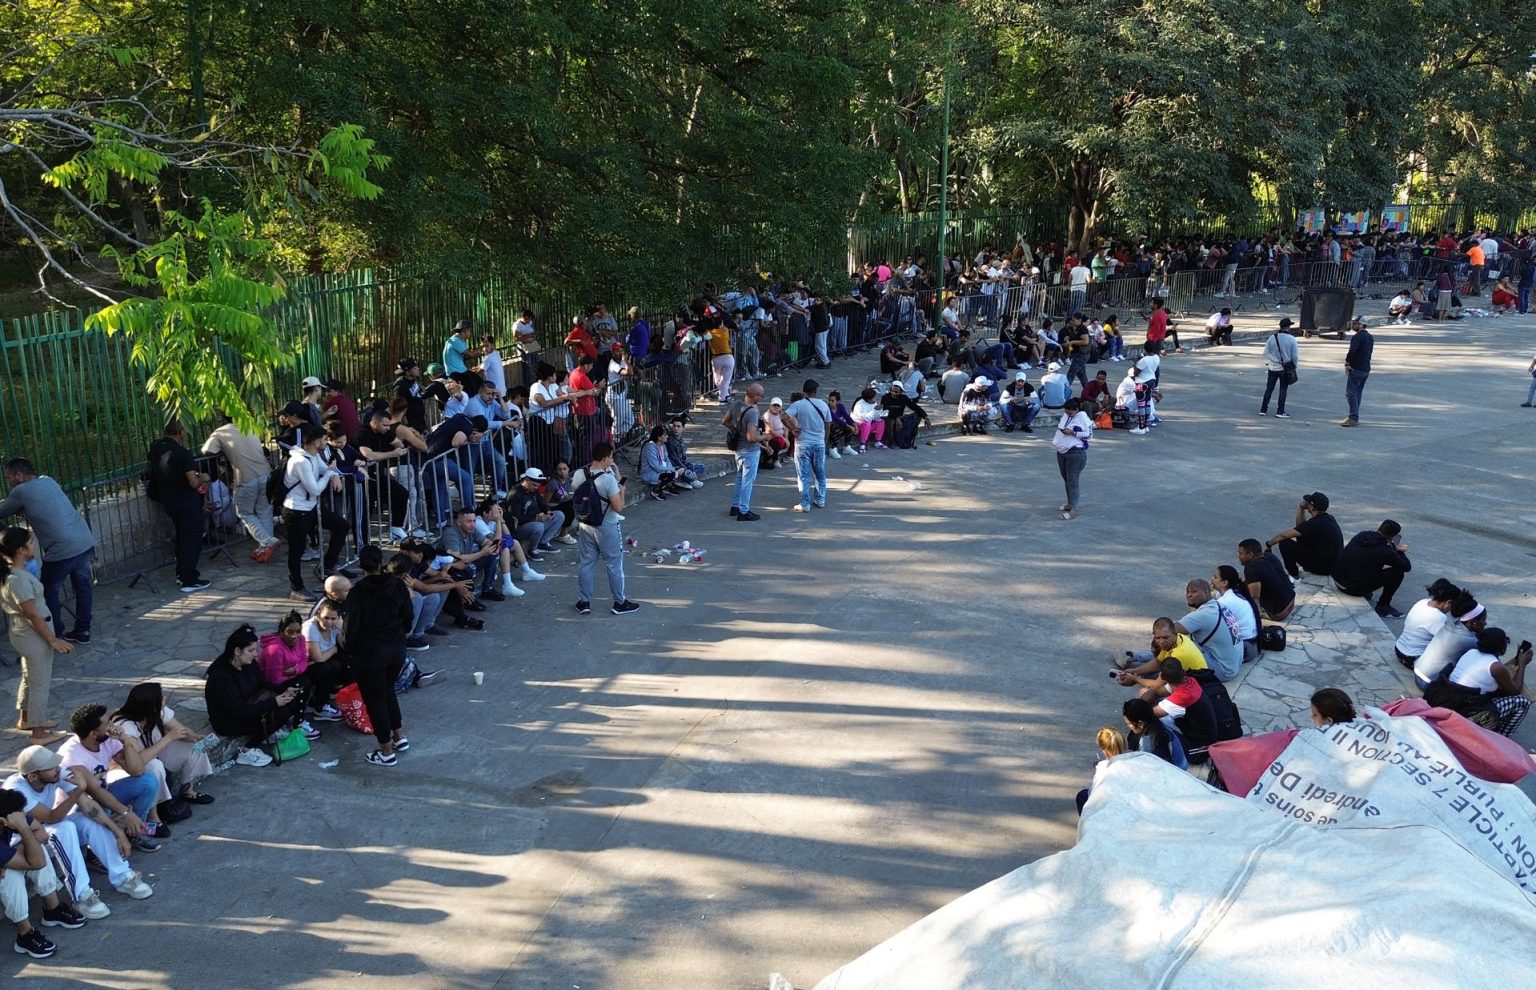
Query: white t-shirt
1389 293 1411 309
1395 598 1449 658
1479 237 1498 260
530 382 561 423
1114 374 1139 408
514 318 538 354
2 772 72 815
1449 649 1500 693
1051 411 1093 453
1218 589 1259 641
480 347 506 395
1069 266 1091 288
1134 353 1161 384
55 737 124 785
1205 312 1230 330
302 617 340 656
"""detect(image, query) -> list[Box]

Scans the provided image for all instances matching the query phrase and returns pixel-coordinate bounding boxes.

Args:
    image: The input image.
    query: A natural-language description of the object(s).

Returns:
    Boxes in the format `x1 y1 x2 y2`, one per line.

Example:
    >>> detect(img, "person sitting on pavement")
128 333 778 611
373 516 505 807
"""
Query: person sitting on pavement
894 363 927 403
506 468 566 560
1265 491 1343 580
255 612 326 743
55 704 168 852
1115 616 1211 682
939 359 971 404
1117 650 1205 721
441 505 509 603
1310 688 1357 726
958 378 995 436
914 330 949 377
1176 578 1244 681
204 623 302 768
475 498 545 596
878 340 911 376
1413 591 1485 690
1387 290 1415 323
1112 364 1139 427
108 683 215 823
1122 698 1188 770
1236 538 1295 620
1491 276 1518 315
1213 564 1261 663
1037 319 1063 363
850 387 889 451
1074 728 1128 815
398 539 482 633
4 744 150 912
881 382 929 449
998 372 1040 434
1002 315 1042 368
296 602 348 724
663 417 707 490
1333 518 1411 618
1435 627 1532 736
1038 362 1070 411
762 398 792 467
1394 578 1460 669
1205 308 1234 346
0 789 86 957
1079 369 1113 413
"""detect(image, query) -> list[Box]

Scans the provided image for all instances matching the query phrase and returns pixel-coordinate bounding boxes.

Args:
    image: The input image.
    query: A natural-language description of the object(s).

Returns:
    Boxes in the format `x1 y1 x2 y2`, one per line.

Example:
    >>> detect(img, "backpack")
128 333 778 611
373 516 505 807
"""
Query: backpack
722 401 743 451
1192 669 1244 743
1259 625 1287 652
265 464 296 508
572 468 610 527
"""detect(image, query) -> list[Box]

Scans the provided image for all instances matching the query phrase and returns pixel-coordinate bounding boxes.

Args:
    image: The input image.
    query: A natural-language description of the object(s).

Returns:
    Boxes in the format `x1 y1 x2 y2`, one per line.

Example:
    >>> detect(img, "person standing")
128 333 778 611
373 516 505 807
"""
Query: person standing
343 545 413 766
785 380 832 513
0 458 97 642
1465 238 1485 296
1341 317 1373 427
1053 397 1092 521
571 443 639 616
442 319 479 375
477 332 506 398
513 309 540 385
726 383 764 522
809 293 832 369
706 316 735 404
199 416 281 563
0 528 73 741
146 419 211 593
1259 318 1298 419
281 424 347 603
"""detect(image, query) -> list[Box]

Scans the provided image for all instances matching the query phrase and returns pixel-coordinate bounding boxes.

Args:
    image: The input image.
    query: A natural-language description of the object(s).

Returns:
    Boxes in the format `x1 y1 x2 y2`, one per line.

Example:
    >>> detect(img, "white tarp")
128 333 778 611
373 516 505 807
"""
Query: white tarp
812 740 1536 989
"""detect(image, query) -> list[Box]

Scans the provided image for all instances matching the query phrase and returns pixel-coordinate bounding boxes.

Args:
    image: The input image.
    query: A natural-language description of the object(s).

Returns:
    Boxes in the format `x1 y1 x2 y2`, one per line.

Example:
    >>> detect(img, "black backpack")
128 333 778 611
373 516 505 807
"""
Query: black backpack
572 468 610 527
265 464 296 508
1192 669 1244 743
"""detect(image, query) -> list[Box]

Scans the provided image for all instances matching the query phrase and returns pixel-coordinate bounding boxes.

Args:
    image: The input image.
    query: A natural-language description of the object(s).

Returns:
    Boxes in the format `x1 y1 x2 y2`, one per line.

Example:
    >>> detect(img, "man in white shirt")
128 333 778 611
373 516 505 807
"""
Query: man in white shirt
478 333 507 396
55 704 167 852
1205 308 1233 346
1068 262 1092 315
202 414 280 559
513 309 539 385
4 745 154 907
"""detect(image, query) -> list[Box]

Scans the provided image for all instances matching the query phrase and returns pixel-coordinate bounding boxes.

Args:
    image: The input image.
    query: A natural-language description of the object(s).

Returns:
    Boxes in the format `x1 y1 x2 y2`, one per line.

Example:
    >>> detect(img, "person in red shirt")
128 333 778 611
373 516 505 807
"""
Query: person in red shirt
564 318 598 368
1146 296 1169 349
1079 369 1112 412
565 355 604 463
321 381 360 437
1435 231 1457 259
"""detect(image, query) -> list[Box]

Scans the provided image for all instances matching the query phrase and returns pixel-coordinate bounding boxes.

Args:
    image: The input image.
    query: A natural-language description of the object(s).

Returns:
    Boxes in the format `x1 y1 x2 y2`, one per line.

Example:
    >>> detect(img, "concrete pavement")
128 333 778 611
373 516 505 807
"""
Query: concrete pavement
3 307 1535 988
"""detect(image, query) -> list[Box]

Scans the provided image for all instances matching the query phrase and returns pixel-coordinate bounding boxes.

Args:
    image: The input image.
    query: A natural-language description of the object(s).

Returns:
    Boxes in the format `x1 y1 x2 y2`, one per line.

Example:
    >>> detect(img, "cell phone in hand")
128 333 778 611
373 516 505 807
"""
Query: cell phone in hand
1109 669 1126 678
1520 640 1532 655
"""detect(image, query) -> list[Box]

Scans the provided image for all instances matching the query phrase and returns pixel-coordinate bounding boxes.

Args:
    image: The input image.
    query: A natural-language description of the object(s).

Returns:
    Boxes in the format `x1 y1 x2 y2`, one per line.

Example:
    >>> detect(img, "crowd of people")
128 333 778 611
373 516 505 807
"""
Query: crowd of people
0 220 1531 961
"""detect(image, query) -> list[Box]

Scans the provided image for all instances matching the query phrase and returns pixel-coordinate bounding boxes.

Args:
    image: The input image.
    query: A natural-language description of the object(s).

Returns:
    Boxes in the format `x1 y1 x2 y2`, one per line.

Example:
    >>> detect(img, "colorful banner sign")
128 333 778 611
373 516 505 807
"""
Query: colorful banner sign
1379 204 1411 232
1298 208 1327 234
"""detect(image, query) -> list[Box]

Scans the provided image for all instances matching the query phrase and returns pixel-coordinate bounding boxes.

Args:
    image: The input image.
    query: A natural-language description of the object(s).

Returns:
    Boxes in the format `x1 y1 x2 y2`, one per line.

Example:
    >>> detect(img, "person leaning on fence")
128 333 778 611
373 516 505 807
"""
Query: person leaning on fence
197 417 281 563
281 423 350 604
0 457 98 641
145 419 211 594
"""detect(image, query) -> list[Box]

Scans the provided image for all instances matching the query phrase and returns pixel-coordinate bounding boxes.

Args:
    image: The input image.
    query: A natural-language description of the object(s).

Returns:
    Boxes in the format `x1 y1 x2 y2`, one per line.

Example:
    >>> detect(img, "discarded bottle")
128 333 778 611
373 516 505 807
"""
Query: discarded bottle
678 553 695 564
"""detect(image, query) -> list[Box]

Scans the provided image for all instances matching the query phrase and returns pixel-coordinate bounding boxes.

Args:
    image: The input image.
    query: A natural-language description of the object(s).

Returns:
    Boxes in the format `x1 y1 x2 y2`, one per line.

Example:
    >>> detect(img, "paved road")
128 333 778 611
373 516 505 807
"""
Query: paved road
4 311 1534 988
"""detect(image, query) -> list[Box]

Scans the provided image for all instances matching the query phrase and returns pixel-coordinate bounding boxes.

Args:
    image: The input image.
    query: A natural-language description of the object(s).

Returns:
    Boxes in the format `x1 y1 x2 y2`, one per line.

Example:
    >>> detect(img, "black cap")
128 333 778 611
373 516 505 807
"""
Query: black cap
1278 318 1294 328
1304 492 1329 511
397 357 419 371
279 400 308 417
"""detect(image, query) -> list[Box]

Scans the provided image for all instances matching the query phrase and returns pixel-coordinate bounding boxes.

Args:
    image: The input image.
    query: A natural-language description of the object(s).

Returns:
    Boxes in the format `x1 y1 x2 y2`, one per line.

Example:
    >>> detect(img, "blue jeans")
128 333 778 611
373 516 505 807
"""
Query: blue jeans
577 523 626 604
1057 446 1087 510
469 439 507 492
733 446 761 512
796 444 827 508
1000 400 1039 427
1067 353 1087 389
1345 369 1369 420
428 459 476 526
107 773 159 821
41 548 93 636
1520 286 1531 314
1526 376 1536 404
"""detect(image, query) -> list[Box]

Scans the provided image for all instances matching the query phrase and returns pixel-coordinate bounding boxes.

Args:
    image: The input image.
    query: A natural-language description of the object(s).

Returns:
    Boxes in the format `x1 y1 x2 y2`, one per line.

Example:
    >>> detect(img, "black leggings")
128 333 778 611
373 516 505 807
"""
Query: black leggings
355 649 405 748
283 505 347 590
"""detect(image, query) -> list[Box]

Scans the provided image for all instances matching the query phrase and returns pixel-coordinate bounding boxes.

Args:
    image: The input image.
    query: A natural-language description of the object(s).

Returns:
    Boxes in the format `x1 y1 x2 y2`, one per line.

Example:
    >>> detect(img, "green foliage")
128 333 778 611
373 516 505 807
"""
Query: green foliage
88 202 291 436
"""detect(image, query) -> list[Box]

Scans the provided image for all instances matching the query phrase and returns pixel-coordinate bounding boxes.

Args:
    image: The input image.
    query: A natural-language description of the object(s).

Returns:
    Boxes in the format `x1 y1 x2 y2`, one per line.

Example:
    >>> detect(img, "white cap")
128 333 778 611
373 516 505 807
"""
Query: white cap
770 397 783 406
300 376 323 390
1014 371 1028 382
1047 361 1061 372
975 376 993 387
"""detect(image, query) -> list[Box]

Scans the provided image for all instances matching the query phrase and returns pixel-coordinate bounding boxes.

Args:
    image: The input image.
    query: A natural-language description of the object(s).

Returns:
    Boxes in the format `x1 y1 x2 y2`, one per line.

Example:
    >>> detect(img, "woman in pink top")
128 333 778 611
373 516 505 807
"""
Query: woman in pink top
257 611 321 741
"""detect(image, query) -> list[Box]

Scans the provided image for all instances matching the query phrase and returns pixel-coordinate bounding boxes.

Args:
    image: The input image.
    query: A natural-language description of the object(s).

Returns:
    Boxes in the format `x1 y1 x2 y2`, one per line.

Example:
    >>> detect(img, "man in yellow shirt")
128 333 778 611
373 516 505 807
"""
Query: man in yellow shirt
1114 616 1209 701
1466 241 1486 296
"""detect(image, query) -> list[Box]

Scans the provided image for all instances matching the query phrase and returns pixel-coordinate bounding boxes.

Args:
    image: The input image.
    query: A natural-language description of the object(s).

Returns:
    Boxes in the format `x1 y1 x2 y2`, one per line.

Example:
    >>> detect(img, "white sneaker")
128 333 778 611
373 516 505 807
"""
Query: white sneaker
520 566 546 582
829 448 842 459
298 720 320 740
113 873 153 900
689 480 704 490
842 446 857 456
556 533 578 545
388 526 409 542
300 548 321 562
236 747 273 768
77 891 111 919
1128 428 1148 435
503 581 526 598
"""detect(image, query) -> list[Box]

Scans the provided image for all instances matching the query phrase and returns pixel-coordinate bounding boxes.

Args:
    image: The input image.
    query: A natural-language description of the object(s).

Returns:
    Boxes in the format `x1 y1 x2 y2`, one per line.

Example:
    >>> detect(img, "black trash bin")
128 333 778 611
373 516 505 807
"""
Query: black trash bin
1300 287 1355 338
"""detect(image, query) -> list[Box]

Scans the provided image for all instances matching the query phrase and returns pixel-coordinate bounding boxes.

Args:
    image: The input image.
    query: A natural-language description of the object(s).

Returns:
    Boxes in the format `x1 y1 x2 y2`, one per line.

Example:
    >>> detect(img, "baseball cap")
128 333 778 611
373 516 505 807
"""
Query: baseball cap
397 357 419 371
426 363 445 376
522 467 547 482
300 375 323 390
1304 492 1330 511
453 319 473 332
279 400 308 417
1014 371 1028 382
975 376 993 388
889 382 905 393
770 397 783 406
1279 318 1294 328
1047 361 1061 372
17 745 61 775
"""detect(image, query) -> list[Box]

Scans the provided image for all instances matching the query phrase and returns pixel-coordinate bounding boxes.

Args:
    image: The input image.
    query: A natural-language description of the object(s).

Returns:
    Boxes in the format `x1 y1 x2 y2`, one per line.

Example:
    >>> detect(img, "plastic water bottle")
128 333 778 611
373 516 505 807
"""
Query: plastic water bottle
678 553 695 564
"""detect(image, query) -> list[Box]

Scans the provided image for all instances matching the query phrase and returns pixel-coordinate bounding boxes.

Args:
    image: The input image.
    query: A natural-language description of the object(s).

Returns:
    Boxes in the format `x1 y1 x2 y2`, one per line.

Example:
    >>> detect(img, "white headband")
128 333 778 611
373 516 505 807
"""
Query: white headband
1456 604 1485 624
